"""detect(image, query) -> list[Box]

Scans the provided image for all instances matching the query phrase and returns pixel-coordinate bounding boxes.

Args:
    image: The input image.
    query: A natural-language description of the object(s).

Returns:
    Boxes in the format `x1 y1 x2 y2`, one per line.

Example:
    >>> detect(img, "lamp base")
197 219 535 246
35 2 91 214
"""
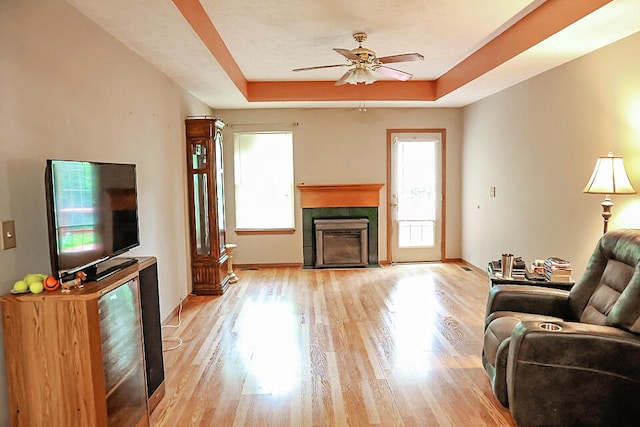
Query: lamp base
601 196 613 234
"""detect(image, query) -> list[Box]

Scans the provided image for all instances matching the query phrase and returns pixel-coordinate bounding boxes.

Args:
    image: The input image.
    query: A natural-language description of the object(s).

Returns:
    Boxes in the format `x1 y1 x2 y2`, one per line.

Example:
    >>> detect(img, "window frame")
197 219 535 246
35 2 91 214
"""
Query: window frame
233 131 295 234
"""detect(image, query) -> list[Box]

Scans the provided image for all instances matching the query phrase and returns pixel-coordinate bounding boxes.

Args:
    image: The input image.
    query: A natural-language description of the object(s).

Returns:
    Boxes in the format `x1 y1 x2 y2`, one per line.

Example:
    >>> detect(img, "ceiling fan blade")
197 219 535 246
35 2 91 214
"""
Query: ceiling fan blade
333 48 360 61
293 64 349 72
375 66 413 81
377 53 424 64
335 70 354 86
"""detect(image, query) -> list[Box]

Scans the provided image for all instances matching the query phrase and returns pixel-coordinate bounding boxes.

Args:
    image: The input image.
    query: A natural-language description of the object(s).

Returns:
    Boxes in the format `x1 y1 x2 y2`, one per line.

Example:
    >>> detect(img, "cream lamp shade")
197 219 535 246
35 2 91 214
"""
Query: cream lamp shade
583 152 636 234
583 153 636 194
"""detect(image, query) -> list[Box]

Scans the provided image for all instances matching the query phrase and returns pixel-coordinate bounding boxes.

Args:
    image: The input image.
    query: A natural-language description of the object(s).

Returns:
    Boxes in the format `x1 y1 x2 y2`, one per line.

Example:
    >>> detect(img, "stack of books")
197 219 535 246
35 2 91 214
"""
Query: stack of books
544 257 572 282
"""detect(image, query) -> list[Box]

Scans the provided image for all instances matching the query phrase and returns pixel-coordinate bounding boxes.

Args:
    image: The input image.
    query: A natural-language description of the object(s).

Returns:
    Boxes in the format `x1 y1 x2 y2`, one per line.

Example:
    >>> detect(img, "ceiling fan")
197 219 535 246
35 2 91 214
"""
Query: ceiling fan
293 32 424 86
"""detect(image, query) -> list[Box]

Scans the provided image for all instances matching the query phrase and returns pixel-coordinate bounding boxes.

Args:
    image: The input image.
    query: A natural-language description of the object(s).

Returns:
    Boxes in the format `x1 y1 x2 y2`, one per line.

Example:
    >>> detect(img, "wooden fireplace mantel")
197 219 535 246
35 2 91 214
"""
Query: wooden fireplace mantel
297 184 384 208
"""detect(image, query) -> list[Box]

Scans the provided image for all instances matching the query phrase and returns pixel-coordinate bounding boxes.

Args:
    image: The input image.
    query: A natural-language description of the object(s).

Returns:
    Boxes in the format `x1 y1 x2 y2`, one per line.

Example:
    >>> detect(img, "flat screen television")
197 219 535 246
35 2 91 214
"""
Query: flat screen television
45 159 140 281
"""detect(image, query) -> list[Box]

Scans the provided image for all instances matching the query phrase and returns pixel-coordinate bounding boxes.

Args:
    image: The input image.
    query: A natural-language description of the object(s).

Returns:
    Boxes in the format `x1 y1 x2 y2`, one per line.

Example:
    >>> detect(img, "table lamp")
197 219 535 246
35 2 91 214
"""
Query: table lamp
583 152 636 234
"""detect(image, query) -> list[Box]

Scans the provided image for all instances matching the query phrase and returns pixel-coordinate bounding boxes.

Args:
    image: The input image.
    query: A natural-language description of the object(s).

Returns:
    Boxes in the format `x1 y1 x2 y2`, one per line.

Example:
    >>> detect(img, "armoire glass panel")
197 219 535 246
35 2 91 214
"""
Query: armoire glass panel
193 172 210 255
192 143 207 169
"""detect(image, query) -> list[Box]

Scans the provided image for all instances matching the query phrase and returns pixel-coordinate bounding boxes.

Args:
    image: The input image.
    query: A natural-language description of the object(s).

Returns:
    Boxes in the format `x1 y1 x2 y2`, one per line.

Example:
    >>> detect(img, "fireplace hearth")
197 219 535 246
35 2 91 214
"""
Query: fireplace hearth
314 219 369 268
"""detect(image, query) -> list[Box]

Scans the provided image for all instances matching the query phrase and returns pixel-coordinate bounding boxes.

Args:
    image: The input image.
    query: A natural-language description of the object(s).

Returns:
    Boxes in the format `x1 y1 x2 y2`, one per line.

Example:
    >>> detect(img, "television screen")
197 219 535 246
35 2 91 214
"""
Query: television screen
45 160 140 280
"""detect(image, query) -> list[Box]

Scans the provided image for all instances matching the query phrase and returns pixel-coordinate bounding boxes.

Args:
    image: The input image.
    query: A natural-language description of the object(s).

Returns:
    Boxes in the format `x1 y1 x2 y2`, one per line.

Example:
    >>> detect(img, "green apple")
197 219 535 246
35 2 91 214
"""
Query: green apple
13 280 28 293
29 281 44 294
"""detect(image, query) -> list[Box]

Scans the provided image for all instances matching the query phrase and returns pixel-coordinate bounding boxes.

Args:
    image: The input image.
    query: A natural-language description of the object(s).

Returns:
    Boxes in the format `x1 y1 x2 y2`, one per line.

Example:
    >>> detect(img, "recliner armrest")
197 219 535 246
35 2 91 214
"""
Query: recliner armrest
510 320 640 375
506 321 640 426
485 285 571 321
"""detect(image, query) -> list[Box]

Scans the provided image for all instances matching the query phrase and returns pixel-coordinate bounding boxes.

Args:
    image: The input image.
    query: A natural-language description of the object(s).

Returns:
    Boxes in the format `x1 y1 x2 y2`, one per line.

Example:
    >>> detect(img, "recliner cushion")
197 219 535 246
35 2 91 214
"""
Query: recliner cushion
484 316 520 368
570 230 640 332
581 259 635 326
484 316 521 406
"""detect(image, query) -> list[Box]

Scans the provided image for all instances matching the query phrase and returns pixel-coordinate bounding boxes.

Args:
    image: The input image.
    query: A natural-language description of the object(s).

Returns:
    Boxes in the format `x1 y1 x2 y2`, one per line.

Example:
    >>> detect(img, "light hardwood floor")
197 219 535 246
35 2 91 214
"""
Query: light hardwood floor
150 262 515 426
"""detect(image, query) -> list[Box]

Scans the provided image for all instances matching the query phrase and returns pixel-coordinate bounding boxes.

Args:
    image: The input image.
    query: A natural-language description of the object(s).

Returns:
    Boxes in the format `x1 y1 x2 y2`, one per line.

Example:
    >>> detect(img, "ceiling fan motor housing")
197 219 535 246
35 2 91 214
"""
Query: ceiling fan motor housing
352 47 376 62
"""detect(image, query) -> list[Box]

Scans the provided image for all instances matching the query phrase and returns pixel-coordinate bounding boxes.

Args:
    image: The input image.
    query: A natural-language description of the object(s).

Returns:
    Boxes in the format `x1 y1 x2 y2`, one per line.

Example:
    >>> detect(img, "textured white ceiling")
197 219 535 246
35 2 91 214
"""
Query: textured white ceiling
205 0 536 80
65 0 640 108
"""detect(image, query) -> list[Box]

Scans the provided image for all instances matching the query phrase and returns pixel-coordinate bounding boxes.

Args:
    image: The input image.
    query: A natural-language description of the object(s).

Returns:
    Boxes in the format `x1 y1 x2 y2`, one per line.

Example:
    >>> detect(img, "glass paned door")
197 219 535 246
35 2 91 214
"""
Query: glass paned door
390 132 442 263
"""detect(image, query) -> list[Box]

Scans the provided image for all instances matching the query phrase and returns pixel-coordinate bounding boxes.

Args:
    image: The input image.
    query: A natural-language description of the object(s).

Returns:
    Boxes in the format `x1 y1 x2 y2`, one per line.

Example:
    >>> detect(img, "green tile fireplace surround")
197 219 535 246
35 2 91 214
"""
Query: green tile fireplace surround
303 207 379 268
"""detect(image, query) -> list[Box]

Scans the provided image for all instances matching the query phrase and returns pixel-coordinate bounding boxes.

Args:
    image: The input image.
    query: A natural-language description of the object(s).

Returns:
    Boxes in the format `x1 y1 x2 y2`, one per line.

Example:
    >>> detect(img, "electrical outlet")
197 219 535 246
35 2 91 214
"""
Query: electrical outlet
2 220 16 249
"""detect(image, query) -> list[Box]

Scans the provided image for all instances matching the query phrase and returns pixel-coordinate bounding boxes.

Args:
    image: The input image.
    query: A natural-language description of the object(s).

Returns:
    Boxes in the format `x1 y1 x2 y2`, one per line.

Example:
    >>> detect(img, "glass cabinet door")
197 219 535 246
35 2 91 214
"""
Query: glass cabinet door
214 129 226 252
98 278 148 425
191 142 211 256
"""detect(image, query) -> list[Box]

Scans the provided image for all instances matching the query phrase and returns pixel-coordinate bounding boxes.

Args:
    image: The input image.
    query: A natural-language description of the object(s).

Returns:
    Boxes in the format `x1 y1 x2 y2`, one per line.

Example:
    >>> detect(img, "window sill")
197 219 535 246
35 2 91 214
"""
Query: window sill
235 228 296 235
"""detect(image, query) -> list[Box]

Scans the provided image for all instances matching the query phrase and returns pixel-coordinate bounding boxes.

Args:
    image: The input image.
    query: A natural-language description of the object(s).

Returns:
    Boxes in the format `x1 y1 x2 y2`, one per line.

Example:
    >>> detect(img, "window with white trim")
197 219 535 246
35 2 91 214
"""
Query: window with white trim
233 131 294 230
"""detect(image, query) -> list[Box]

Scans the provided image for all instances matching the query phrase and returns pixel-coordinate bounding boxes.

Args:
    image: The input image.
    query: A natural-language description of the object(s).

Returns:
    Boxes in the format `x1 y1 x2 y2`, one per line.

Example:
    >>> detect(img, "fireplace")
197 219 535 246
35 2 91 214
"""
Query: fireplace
314 219 369 268
298 184 384 268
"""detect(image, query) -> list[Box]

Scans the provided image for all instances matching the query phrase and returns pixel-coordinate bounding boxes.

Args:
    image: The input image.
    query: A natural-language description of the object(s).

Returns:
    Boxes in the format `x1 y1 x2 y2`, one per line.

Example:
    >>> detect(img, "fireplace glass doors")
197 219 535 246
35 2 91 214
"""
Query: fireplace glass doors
314 218 369 268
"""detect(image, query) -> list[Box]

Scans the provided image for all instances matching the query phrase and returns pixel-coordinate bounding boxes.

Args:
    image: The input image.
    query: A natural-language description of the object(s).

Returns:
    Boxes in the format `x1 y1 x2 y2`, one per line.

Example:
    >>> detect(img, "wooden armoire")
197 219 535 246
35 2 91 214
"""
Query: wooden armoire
185 117 230 295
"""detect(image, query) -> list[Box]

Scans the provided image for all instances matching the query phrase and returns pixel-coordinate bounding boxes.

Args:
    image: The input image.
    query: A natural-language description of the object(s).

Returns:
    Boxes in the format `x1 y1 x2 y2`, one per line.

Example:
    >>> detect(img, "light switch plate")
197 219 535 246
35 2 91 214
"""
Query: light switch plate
2 220 16 249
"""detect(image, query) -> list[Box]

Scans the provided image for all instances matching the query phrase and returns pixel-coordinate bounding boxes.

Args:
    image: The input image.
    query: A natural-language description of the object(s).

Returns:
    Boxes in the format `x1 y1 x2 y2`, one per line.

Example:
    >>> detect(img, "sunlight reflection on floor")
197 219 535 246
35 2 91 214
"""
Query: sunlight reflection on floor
236 300 301 395
385 273 438 378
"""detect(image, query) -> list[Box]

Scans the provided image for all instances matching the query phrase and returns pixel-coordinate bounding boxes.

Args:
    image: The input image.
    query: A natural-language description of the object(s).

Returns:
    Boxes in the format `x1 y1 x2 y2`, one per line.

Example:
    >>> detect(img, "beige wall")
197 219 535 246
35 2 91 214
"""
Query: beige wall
462 31 640 278
2 0 639 424
0 1 211 422
216 108 464 265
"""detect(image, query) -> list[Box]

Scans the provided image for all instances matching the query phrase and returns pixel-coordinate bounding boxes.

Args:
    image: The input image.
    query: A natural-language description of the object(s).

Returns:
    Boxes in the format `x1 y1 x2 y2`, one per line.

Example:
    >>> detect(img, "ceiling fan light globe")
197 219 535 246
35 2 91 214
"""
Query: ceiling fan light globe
346 68 377 85
363 70 377 84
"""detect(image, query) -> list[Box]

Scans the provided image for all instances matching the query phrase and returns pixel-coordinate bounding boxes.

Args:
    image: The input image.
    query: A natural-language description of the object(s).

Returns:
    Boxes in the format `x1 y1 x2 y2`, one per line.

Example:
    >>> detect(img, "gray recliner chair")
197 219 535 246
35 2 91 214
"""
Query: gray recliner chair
482 229 640 427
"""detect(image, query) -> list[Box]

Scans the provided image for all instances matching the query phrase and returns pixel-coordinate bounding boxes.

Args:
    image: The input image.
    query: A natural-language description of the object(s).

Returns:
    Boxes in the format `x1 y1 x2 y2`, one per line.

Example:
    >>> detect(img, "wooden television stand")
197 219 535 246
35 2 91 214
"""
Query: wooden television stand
0 257 165 426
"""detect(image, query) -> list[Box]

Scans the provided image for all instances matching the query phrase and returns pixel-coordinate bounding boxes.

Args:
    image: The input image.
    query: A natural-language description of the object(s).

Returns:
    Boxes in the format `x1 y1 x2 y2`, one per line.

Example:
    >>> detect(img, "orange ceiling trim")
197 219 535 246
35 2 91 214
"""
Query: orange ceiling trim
436 0 613 99
175 0 611 104
248 81 436 102
171 0 248 98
